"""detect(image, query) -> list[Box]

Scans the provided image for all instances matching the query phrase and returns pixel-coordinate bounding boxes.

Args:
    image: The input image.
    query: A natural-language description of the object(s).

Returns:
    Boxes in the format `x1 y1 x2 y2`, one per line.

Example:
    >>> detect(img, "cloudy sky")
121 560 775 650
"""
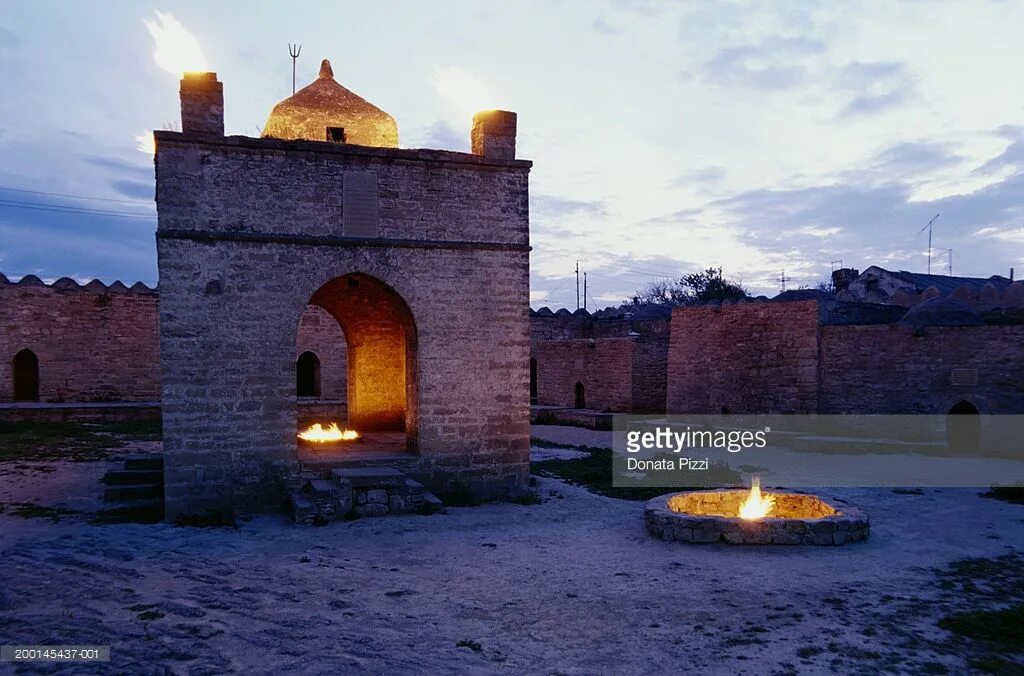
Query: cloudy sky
2 1 1024 308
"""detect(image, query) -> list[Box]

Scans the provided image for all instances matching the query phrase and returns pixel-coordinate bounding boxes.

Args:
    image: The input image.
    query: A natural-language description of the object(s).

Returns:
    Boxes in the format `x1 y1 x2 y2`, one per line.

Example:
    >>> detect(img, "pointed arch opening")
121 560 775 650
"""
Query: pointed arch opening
529 358 538 405
296 351 321 398
574 381 586 410
301 273 418 455
947 400 980 453
13 349 39 402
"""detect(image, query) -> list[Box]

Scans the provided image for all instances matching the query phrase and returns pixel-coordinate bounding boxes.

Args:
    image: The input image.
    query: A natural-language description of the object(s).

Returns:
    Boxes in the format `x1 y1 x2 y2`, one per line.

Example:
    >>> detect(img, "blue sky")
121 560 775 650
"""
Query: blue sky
2 1 1024 307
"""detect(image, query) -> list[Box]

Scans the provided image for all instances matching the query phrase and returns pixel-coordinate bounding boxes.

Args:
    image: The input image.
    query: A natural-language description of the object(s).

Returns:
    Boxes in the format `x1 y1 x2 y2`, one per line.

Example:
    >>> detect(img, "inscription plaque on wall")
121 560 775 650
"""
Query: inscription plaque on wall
950 367 978 387
343 171 379 237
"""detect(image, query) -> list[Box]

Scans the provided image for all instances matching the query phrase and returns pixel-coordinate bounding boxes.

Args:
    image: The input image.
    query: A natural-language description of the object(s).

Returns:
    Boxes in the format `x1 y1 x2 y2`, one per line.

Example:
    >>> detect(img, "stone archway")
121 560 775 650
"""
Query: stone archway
13 348 39 402
947 400 980 453
307 273 418 448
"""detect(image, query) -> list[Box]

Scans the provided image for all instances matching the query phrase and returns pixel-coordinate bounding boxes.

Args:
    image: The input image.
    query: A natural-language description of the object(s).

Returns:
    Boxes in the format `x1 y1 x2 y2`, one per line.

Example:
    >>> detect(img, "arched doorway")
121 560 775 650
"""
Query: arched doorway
296 351 321 398
947 400 980 453
574 381 586 409
13 349 39 402
306 273 417 450
529 358 538 405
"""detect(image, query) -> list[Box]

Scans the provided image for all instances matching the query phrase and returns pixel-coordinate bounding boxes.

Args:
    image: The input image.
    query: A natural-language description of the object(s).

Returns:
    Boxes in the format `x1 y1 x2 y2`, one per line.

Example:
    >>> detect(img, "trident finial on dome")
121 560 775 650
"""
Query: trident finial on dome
319 59 333 79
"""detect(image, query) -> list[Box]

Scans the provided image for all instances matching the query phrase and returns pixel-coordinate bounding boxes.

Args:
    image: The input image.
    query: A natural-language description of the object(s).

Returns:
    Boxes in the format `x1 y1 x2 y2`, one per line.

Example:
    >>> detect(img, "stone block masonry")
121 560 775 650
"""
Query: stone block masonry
155 131 532 521
0 276 159 403
0 275 347 407
667 300 821 414
820 323 1024 414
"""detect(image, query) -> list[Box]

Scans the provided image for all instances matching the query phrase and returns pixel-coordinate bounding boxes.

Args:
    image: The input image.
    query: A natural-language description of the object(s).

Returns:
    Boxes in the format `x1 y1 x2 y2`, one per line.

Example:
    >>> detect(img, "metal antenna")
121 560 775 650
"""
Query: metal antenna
575 260 580 310
915 213 940 274
288 43 302 95
776 269 791 293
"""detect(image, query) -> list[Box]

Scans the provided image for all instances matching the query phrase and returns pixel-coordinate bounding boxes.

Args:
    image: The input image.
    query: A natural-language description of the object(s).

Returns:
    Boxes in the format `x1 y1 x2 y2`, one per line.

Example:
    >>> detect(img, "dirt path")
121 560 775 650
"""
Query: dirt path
0 430 1021 673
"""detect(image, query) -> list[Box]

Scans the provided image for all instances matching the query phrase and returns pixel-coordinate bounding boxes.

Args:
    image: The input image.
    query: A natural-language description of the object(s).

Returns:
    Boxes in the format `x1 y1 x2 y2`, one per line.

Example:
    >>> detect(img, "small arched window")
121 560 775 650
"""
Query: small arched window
13 348 39 402
296 351 321 398
574 381 586 410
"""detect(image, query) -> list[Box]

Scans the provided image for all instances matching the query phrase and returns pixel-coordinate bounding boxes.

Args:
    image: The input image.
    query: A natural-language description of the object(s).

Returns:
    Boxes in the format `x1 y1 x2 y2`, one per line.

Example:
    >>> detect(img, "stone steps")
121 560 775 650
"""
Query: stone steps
103 455 164 522
104 483 163 502
291 466 444 524
123 455 164 471
103 469 163 485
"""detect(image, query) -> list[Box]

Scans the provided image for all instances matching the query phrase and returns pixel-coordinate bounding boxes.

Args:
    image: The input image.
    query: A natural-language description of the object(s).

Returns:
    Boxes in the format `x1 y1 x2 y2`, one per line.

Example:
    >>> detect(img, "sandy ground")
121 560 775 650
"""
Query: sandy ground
0 427 1021 674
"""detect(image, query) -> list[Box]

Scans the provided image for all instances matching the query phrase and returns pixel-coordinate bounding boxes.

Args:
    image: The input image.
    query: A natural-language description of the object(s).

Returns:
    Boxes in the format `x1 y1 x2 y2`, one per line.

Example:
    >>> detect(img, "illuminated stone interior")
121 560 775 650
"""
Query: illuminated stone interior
309 273 417 437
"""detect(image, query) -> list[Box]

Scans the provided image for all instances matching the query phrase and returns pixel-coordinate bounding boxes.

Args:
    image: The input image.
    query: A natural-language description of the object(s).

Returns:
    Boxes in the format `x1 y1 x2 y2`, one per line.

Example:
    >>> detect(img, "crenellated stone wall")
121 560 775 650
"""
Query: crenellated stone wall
0 275 160 403
529 309 670 413
0 276 349 407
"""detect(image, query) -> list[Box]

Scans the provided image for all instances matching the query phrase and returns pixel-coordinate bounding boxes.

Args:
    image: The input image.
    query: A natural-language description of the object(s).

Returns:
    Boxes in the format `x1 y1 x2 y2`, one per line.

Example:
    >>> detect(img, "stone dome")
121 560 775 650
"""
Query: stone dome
261 59 398 147
900 297 982 330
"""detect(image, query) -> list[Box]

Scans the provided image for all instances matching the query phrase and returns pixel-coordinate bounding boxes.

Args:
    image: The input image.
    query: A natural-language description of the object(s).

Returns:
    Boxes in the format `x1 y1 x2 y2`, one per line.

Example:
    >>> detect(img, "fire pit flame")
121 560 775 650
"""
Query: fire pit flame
298 422 359 443
738 476 775 520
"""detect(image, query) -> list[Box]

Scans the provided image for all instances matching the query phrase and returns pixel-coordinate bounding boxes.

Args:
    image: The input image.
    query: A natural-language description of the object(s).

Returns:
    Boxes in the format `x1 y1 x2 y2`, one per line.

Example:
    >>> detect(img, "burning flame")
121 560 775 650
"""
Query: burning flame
298 422 359 443
738 476 775 520
432 65 493 123
143 11 208 75
135 131 155 155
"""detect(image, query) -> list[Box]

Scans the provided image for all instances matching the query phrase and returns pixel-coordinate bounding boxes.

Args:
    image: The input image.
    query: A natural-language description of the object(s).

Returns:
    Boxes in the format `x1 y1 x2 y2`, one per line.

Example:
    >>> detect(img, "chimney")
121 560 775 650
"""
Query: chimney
471 110 517 160
180 72 224 136
831 267 859 292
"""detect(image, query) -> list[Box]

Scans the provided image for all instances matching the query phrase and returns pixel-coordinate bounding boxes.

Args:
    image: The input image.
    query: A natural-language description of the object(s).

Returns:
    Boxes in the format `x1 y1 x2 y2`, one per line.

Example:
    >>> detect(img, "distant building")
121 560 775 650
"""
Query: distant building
841 265 1014 306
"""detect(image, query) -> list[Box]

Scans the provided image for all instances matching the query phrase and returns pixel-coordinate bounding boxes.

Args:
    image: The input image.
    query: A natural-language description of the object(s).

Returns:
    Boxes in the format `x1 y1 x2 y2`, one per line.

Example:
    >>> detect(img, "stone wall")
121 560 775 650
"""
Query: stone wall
529 311 670 413
667 300 821 414
155 131 531 519
533 338 635 412
820 324 1024 414
295 305 348 401
0 278 349 407
0 276 160 403
632 336 669 413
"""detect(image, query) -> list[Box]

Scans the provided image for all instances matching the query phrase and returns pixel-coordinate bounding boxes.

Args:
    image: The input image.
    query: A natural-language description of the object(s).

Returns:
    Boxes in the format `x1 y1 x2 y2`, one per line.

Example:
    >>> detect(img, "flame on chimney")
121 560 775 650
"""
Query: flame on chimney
144 11 208 75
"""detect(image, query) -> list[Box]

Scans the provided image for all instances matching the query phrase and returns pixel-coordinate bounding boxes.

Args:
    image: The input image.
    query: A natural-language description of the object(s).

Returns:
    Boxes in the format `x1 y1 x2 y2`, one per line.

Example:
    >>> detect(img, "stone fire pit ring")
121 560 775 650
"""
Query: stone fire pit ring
645 489 869 546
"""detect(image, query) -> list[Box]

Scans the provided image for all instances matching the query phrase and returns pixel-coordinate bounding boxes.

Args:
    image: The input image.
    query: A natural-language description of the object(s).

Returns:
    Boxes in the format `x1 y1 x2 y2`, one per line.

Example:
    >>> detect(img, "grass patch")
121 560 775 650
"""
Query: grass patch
0 501 81 521
968 656 1024 675
933 554 1024 672
936 554 1024 602
436 484 483 507
530 436 581 450
983 484 1024 505
0 419 161 463
939 605 1024 651
510 490 542 506
533 446 742 501
174 508 237 528
89 504 164 525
